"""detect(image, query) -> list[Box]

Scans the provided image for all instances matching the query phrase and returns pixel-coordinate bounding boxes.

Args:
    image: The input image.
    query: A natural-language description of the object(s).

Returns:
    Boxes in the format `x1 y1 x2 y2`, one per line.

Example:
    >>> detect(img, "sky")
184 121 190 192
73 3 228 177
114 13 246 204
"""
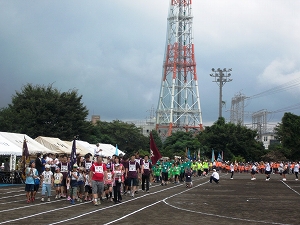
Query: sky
1 0 300 128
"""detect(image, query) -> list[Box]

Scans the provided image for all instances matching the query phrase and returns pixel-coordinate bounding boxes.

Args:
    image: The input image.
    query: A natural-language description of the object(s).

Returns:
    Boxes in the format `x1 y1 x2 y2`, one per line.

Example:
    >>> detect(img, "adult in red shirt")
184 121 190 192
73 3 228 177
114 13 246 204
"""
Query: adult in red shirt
89 156 107 206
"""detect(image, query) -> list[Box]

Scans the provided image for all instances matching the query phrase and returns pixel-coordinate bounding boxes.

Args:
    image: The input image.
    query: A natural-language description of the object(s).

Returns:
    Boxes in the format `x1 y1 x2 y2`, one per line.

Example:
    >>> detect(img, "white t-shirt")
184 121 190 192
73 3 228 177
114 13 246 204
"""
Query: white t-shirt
212 171 219 180
42 170 53 185
230 164 234 172
294 163 299 173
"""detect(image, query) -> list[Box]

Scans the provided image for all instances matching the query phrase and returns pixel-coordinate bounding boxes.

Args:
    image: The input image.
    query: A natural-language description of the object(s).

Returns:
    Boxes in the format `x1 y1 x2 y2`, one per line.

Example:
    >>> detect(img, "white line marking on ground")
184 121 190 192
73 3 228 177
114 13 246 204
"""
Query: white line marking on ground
281 180 300 196
162 175 291 225
47 177 208 225
0 201 91 225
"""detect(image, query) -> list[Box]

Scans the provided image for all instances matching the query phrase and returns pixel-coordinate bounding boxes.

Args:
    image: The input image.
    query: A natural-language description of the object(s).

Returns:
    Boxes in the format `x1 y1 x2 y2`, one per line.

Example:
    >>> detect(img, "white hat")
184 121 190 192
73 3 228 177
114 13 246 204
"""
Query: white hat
213 169 216 172
45 164 51 169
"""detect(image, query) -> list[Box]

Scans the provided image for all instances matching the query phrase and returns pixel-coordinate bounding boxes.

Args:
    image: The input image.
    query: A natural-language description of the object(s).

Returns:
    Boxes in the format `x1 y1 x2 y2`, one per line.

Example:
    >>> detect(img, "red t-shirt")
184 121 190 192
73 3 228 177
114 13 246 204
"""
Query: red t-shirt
90 162 106 181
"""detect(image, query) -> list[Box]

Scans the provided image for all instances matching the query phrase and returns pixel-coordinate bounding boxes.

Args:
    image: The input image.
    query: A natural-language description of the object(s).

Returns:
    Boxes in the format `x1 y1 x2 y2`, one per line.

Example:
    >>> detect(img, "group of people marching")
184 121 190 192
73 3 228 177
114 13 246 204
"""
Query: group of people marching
24 152 196 205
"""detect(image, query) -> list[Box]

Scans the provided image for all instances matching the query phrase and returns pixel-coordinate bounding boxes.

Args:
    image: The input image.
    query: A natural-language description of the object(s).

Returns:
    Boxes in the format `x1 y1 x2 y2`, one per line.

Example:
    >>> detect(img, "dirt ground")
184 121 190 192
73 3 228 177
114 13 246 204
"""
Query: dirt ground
0 172 299 225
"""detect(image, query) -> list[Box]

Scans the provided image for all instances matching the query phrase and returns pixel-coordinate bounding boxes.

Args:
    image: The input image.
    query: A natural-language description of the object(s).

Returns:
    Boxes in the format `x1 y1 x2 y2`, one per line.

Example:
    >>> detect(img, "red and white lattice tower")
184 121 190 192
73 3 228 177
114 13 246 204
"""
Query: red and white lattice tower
156 0 203 137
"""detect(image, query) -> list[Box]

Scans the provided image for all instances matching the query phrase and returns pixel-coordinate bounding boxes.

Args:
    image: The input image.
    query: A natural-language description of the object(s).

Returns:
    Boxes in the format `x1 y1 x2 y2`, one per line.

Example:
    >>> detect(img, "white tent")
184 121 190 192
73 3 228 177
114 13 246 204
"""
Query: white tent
35 136 70 155
95 143 125 157
0 132 50 155
0 134 22 155
64 140 91 156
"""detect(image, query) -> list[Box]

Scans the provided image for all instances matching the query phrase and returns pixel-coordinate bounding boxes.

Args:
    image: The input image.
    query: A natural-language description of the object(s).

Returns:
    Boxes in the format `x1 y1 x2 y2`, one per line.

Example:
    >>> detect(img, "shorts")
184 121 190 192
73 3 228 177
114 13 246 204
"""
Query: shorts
104 184 112 191
25 184 34 192
34 184 40 192
61 178 67 187
69 186 78 197
78 184 85 195
127 177 138 186
85 185 92 194
265 170 271 175
92 180 104 195
251 170 256 175
54 184 61 188
283 170 288 174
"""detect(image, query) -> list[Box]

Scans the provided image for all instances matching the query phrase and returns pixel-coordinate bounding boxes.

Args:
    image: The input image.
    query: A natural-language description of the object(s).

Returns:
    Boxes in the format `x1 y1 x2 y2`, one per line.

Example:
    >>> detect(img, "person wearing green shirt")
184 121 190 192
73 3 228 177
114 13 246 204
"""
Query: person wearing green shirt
203 160 209 176
191 161 198 177
174 163 181 184
197 161 203 176
153 164 161 183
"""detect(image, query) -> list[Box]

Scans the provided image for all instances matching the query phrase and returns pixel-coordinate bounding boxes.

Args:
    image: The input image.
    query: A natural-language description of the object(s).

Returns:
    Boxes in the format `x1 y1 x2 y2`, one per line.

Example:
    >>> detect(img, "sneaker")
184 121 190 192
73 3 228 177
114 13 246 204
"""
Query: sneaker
84 197 87 201
251 178 255 180
41 198 44 202
161 183 164 186
47 198 50 202
58 194 61 198
295 179 298 181
70 199 75 205
230 178 233 180
282 178 286 181
31 197 35 202
67 196 71 200
118 200 122 203
79 198 82 202
26 199 31 203
135 191 138 194
131 193 134 197
147 191 150 193
55 195 58 199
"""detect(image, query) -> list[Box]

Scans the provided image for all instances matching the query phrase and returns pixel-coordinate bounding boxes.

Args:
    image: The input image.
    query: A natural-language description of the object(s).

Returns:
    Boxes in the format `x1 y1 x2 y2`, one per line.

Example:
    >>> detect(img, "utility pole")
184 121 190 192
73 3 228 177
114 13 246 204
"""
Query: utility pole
210 68 233 118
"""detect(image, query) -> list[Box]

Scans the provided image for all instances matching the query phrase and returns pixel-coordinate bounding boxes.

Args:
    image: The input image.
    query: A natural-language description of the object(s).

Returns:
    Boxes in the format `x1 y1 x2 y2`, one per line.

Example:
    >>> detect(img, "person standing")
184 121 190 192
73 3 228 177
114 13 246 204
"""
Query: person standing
141 155 152 193
89 156 107 206
35 153 43 175
125 154 140 197
251 163 257 180
40 164 53 202
94 143 102 157
265 162 271 181
294 162 299 181
230 162 234 179
25 160 39 203
58 154 69 198
113 163 123 203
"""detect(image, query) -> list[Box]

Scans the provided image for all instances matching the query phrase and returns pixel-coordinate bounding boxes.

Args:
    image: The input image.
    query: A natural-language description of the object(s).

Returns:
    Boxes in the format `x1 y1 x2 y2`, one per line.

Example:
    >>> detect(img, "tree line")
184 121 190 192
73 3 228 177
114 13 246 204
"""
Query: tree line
0 84 299 161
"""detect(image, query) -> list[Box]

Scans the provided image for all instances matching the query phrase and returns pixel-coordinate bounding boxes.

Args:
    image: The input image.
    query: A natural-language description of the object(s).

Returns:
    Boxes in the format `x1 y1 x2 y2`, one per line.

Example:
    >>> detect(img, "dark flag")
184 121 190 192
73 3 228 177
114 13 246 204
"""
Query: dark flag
22 137 29 177
71 139 77 168
150 132 162 165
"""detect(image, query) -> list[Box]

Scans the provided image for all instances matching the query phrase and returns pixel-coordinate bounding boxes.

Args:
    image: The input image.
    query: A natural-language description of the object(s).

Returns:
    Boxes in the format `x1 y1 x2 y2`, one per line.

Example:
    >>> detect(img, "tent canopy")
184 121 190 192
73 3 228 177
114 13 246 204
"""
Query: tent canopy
0 134 22 155
35 136 70 155
0 132 50 155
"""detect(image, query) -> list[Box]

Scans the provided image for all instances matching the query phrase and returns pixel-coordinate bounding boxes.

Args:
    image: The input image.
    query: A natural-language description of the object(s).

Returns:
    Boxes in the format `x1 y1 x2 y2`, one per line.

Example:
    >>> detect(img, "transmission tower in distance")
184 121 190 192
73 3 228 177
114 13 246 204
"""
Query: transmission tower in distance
230 92 247 125
156 0 203 138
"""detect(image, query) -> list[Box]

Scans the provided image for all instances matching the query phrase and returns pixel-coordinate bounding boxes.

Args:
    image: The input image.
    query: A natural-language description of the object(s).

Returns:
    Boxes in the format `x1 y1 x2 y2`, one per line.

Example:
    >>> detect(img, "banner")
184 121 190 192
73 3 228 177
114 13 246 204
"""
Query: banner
150 132 162 165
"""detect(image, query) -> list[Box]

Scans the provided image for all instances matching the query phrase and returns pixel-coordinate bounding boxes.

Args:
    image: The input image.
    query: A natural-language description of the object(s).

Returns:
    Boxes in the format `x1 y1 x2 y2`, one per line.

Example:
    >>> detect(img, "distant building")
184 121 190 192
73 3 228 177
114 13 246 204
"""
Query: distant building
91 115 100 125
127 117 156 137
259 131 279 150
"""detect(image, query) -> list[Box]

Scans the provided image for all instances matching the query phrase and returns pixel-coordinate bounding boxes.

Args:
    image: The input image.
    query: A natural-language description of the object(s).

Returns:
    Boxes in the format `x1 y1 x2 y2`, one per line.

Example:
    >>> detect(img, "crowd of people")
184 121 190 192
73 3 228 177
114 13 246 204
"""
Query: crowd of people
24 152 197 205
23 152 299 204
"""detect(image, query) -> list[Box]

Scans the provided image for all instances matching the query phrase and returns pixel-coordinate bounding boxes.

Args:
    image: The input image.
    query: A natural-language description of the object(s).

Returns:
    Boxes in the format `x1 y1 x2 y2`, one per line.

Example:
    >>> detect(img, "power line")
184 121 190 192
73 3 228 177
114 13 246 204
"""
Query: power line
248 77 300 99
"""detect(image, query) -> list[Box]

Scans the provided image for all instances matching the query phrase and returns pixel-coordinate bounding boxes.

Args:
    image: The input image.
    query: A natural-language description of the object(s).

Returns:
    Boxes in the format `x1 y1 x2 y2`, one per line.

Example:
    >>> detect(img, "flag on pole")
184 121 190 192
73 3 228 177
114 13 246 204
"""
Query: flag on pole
150 132 162 165
193 151 196 160
211 149 215 162
71 139 77 168
217 152 223 162
198 149 200 160
115 144 119 156
22 137 29 177
187 148 191 160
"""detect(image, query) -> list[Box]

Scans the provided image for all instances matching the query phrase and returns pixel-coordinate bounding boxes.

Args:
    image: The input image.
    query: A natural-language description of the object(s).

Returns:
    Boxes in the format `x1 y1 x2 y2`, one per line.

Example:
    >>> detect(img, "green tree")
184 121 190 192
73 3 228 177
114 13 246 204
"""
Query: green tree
92 120 149 155
162 131 201 158
196 117 264 161
0 84 92 141
274 112 300 159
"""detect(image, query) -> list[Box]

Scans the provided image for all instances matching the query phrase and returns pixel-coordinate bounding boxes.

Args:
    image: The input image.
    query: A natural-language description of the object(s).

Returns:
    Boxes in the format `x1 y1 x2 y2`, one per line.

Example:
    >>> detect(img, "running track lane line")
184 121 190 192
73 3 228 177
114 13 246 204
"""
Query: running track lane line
281 180 300 196
103 179 212 225
47 176 209 225
162 178 294 225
